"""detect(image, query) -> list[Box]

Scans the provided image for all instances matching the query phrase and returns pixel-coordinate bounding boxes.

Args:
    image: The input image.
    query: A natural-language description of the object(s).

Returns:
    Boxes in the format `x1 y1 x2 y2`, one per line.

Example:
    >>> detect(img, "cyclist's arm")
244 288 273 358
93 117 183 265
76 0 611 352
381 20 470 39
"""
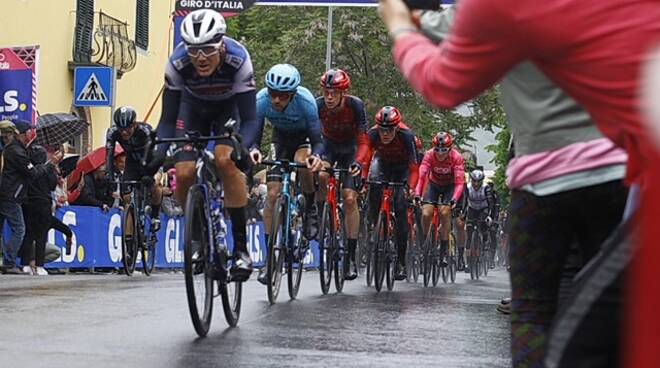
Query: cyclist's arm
356 131 376 179
392 0 523 109
485 184 496 217
235 90 258 149
307 117 325 157
452 154 466 202
250 90 269 151
415 151 431 197
404 130 419 189
105 128 117 178
155 87 182 142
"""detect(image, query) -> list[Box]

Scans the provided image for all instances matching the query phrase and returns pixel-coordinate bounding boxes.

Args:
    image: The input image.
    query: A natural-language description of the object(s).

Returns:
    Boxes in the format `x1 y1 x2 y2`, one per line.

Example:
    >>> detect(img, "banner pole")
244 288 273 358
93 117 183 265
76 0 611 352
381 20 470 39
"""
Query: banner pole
325 6 333 70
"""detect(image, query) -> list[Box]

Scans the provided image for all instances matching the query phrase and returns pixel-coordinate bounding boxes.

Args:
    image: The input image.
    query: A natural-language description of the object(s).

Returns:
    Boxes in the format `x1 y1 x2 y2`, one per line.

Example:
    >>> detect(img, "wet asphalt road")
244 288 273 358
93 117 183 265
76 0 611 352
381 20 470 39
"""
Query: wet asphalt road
0 268 511 368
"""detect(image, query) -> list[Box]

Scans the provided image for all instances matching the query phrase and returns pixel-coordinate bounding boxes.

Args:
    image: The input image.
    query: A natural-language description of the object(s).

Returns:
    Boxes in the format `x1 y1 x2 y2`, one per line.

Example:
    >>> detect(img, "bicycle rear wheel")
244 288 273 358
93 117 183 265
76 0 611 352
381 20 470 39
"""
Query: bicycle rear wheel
374 213 387 292
184 185 213 337
318 202 334 295
448 232 457 284
121 204 139 276
287 208 304 300
141 221 156 276
267 197 286 304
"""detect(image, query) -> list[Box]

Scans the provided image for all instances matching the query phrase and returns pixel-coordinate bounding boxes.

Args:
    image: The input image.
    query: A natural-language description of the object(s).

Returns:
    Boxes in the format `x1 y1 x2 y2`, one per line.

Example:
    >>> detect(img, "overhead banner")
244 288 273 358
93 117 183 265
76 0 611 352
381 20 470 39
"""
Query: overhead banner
257 0 453 6
175 0 256 13
0 45 39 123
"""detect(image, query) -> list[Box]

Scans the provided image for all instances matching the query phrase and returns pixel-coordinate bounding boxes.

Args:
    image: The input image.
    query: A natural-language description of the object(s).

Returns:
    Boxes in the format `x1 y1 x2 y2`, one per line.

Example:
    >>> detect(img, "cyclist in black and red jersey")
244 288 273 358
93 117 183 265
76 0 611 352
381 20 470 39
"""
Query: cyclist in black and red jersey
356 106 419 280
316 68 368 280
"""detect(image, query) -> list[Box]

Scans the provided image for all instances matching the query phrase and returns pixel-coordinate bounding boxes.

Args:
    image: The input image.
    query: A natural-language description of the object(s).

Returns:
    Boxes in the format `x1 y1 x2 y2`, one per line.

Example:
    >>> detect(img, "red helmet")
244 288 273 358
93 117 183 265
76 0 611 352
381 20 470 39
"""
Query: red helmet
375 106 402 127
432 132 453 149
320 68 351 90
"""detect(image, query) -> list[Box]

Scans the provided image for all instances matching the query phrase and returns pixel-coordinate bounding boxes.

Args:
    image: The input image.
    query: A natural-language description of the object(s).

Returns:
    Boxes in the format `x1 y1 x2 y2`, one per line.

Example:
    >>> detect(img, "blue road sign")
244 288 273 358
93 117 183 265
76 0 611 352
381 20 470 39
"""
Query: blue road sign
74 67 114 107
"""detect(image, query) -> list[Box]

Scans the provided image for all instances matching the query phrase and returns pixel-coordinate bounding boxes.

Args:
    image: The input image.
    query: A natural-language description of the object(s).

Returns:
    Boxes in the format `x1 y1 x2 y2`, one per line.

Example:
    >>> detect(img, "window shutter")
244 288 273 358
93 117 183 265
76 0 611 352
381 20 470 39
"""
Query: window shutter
73 0 94 63
135 0 149 50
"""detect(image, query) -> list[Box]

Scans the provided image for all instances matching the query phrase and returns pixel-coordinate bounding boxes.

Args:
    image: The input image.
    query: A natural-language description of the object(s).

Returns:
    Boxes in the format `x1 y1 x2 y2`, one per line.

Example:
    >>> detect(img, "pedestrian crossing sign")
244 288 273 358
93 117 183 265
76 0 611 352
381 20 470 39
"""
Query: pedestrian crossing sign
74 66 114 107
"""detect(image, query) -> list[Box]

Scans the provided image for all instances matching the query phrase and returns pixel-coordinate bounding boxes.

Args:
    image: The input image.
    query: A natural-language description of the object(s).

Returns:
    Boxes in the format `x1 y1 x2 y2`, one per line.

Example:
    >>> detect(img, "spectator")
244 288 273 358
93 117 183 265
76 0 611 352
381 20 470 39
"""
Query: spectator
73 165 113 211
110 153 126 207
18 145 58 275
0 120 62 275
247 183 265 224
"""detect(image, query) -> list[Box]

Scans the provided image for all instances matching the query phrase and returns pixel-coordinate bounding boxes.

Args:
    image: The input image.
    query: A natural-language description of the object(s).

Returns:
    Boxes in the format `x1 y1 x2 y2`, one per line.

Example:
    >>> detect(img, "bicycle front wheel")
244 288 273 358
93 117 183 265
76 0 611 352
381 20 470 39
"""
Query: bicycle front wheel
448 232 457 284
423 226 435 288
374 213 387 292
121 204 139 276
385 220 397 292
220 278 242 327
267 197 286 304
334 208 346 293
287 209 304 300
184 185 213 337
141 221 156 276
318 202 334 295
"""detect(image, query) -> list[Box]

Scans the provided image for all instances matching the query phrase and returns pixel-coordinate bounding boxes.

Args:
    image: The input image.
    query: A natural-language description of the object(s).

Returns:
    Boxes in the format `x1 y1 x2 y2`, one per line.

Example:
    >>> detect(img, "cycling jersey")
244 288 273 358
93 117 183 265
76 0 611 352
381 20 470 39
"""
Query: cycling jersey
316 95 369 145
165 37 255 101
415 148 465 200
467 183 495 214
158 37 258 150
251 86 324 156
105 123 152 174
356 126 419 189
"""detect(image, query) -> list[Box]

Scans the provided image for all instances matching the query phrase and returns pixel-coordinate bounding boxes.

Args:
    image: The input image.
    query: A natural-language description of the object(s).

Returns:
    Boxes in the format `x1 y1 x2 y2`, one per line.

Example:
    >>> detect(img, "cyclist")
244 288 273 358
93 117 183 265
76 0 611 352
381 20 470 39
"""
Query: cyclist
105 106 165 231
356 106 419 280
316 68 367 281
486 181 500 268
465 169 497 263
248 63 324 285
414 132 465 266
156 9 257 280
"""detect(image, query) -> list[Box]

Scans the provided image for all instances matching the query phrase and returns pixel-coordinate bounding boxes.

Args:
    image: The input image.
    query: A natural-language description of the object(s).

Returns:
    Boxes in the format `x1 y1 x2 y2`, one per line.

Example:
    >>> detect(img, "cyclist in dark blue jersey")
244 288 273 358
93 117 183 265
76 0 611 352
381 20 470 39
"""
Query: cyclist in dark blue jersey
155 9 256 280
247 64 324 285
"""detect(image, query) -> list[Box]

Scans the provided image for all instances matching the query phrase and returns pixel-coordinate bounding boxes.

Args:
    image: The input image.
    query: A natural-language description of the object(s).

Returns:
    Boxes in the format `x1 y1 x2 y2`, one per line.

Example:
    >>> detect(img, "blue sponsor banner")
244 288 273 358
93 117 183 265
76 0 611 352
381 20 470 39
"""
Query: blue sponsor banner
30 206 319 270
0 46 38 123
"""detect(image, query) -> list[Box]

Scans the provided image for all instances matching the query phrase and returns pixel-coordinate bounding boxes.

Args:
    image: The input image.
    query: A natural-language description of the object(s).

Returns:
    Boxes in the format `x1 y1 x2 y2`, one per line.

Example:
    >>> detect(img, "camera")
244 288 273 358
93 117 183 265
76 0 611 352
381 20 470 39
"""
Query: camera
403 0 440 10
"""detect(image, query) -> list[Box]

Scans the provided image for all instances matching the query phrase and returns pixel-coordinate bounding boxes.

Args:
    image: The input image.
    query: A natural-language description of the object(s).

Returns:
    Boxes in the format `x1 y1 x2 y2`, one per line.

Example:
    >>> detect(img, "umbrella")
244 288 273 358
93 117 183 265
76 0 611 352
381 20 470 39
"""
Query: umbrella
67 145 124 190
58 154 80 178
35 113 89 147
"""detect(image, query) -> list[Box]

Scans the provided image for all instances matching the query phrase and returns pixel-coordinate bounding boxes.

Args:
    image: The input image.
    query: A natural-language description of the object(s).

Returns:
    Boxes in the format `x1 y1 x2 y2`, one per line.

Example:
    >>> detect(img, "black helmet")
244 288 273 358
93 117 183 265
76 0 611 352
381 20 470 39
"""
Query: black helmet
113 106 137 129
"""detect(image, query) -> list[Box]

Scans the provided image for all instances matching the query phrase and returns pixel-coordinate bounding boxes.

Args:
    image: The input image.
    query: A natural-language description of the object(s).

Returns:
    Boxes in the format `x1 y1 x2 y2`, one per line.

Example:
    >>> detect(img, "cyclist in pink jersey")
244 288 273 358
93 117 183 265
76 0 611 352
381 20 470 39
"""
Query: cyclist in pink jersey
415 132 464 266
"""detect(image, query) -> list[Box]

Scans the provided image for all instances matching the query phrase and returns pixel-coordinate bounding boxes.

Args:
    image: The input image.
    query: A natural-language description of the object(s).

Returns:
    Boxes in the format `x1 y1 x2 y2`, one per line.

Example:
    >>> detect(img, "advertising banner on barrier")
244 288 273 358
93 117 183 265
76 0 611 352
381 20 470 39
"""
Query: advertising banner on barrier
41 206 319 270
0 45 39 123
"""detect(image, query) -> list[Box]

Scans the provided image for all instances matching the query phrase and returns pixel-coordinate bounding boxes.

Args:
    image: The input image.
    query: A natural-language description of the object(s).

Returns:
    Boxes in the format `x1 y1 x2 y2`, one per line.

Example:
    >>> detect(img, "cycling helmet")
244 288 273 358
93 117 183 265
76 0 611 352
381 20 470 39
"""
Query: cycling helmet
180 9 226 45
432 132 453 149
320 68 351 90
265 64 301 92
113 106 137 129
375 106 402 128
470 169 485 182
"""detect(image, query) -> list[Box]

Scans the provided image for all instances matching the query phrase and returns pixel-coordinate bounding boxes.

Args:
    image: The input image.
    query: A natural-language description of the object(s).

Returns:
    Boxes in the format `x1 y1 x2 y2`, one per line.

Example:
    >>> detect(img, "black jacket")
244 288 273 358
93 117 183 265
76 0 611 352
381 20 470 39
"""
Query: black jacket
0 139 55 203
26 145 58 205
74 173 114 207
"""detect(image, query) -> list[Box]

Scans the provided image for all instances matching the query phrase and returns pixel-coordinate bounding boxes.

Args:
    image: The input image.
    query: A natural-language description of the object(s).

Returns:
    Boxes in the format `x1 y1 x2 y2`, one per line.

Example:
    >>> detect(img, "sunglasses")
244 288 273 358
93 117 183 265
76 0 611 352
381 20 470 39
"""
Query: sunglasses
268 89 294 100
186 41 223 58
434 147 451 154
377 126 397 134
322 89 343 98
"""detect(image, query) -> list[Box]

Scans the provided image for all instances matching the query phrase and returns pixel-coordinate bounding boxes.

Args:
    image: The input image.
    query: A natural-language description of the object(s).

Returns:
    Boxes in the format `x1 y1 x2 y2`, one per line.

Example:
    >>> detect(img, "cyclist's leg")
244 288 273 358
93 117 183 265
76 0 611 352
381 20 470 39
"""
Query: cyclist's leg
389 164 409 279
173 100 206 207
438 185 455 264
455 215 467 270
366 157 384 228
421 182 442 237
338 146 359 279
294 144 319 239
143 150 166 229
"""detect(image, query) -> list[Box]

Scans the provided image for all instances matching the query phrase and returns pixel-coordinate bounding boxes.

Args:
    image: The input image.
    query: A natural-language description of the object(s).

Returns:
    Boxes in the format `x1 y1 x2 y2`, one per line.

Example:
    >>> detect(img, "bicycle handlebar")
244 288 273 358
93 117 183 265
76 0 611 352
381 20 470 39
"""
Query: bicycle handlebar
261 159 308 170
365 180 407 187
420 200 451 207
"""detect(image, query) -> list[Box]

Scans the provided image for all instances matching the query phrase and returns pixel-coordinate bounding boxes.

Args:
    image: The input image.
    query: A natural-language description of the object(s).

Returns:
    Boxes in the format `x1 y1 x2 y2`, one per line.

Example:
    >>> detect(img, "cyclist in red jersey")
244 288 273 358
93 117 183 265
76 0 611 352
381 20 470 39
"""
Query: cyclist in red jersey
357 106 419 280
414 132 465 266
316 69 368 280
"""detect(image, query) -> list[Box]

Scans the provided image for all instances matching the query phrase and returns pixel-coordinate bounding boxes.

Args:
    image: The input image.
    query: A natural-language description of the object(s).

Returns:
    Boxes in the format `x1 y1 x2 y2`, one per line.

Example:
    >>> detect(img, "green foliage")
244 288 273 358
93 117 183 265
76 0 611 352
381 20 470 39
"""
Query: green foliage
229 5 508 175
485 126 511 208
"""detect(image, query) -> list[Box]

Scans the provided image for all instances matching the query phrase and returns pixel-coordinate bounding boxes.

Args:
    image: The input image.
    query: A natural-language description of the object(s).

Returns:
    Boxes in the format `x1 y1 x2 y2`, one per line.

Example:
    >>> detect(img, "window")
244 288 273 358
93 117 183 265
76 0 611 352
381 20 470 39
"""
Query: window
73 0 94 63
135 0 149 50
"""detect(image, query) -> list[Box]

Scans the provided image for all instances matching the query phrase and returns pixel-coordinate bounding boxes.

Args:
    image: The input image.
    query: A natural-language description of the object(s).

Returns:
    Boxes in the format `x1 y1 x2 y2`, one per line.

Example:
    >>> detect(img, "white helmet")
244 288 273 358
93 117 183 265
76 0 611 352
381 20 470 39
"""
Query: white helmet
180 9 226 45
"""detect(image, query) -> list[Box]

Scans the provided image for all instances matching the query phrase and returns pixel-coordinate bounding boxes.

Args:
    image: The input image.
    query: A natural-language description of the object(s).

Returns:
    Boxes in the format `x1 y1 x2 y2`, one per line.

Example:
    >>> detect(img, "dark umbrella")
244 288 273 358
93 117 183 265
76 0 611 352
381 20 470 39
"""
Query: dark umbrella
58 154 80 178
35 113 89 147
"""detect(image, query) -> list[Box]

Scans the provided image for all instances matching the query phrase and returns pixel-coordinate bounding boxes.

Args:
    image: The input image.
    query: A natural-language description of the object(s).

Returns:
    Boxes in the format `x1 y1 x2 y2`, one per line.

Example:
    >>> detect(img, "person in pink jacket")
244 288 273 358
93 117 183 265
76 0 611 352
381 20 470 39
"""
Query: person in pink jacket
379 0 660 366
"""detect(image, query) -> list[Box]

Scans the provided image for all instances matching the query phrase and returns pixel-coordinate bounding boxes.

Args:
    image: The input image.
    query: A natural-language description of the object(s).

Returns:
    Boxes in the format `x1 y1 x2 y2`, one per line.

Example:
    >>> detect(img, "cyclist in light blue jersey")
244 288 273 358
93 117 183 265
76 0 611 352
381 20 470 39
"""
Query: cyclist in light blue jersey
156 9 257 280
247 64 325 285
